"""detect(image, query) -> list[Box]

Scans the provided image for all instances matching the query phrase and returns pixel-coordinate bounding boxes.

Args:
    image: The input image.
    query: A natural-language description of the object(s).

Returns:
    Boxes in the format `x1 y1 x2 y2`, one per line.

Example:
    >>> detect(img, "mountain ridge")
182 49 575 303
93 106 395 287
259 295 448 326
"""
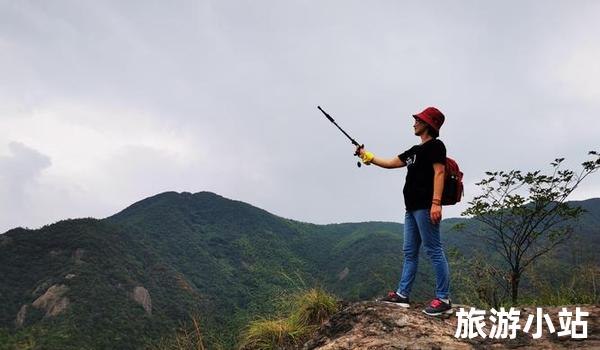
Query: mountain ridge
1 191 598 349
4 192 599 235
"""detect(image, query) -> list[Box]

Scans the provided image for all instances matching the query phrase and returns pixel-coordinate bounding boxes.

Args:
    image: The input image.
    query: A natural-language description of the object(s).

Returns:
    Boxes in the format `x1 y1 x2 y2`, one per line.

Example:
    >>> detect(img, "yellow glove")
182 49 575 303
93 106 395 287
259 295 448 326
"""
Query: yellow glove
361 151 375 165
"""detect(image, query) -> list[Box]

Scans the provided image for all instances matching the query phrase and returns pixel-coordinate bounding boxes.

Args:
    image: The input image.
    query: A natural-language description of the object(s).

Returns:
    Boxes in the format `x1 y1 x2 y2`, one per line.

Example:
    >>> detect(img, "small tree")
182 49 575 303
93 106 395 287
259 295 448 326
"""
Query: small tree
462 151 600 304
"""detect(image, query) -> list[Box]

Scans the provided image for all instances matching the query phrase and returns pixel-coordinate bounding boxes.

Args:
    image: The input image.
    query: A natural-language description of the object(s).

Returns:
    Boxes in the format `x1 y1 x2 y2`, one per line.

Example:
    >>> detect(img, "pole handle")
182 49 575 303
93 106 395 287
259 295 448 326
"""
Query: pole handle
354 144 364 156
355 144 364 168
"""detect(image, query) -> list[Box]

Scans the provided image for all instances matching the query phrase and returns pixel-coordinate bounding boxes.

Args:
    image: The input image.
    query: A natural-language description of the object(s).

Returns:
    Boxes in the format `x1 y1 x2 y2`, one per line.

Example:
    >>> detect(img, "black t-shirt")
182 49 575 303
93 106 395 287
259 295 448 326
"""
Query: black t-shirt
398 138 446 211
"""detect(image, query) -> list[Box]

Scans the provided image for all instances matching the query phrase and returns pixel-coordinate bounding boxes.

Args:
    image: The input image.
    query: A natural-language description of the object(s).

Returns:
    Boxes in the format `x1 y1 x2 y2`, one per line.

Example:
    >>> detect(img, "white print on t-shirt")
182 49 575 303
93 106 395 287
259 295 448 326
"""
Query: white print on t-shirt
406 154 416 166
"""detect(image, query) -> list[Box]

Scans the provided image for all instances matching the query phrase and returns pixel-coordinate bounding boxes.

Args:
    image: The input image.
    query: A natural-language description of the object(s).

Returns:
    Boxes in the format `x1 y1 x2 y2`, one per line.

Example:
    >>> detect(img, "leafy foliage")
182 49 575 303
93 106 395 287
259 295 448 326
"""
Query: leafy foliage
462 151 600 303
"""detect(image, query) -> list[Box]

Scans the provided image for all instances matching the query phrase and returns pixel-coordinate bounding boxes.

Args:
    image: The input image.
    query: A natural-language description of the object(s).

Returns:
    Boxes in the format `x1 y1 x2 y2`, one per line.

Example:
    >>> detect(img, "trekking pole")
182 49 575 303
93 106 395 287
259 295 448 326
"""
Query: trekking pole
317 106 364 168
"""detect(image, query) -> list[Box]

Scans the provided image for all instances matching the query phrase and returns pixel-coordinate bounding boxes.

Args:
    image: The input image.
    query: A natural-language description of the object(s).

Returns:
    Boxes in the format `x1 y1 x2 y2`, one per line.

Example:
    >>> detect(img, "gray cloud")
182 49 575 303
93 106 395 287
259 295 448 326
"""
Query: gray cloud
0 142 51 193
0 142 51 229
1 0 599 232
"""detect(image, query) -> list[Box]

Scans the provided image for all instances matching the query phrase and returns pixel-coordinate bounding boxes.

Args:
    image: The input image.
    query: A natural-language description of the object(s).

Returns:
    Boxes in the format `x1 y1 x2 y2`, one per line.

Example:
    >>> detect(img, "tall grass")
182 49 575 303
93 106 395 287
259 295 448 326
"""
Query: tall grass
238 288 339 350
151 315 209 350
289 288 339 327
238 318 306 350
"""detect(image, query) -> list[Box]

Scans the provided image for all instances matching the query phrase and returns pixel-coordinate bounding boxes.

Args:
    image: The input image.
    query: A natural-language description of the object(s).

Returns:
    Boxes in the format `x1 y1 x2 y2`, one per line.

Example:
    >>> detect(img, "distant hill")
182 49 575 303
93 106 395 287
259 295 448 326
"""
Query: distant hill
1 192 598 349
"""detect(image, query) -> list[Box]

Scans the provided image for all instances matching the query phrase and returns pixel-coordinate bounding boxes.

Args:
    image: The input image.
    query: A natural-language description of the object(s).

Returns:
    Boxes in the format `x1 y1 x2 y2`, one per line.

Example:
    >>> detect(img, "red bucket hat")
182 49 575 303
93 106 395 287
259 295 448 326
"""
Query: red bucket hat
413 107 445 132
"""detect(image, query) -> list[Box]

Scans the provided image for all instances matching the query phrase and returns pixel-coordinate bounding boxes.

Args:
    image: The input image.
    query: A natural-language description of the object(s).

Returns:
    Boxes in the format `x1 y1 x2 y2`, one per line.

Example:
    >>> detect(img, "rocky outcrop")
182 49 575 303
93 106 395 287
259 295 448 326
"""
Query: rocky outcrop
132 286 152 315
32 284 70 317
32 280 52 298
303 302 599 350
337 267 350 281
15 305 28 328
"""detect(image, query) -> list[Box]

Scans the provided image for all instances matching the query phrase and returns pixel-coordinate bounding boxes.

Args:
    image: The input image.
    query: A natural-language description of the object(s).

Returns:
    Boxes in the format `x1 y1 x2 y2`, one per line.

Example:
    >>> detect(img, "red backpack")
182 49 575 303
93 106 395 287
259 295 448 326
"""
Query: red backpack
442 157 464 205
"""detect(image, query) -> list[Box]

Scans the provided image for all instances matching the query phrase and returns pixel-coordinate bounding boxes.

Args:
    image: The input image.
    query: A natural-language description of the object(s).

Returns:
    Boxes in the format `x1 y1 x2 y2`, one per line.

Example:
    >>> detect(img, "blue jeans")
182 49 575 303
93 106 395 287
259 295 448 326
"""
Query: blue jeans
396 209 450 299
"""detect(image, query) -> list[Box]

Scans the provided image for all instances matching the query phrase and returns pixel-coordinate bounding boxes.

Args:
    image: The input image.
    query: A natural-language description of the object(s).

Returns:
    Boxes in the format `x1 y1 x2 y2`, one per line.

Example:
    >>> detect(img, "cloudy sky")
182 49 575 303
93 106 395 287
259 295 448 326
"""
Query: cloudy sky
1 1 599 233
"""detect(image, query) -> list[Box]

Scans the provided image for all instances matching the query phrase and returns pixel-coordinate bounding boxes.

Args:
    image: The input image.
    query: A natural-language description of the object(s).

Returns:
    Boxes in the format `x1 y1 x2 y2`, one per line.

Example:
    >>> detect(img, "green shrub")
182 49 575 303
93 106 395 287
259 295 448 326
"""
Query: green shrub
290 288 339 327
239 288 339 350
238 318 304 350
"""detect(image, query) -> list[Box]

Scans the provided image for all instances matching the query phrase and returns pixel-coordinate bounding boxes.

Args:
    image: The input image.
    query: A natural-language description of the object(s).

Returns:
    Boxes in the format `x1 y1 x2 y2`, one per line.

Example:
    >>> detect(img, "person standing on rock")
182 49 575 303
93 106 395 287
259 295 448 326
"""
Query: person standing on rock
356 106 452 316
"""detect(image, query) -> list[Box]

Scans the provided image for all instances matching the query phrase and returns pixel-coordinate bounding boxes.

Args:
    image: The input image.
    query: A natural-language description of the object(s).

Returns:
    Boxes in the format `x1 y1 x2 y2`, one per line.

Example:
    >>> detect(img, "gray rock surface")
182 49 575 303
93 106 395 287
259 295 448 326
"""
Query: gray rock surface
303 302 599 350
32 284 70 317
15 304 28 328
133 286 152 315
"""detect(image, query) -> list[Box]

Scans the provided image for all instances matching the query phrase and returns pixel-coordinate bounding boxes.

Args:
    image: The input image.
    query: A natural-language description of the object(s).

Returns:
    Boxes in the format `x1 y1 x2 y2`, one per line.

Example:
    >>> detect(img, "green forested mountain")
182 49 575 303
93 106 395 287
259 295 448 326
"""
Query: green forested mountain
1 192 598 349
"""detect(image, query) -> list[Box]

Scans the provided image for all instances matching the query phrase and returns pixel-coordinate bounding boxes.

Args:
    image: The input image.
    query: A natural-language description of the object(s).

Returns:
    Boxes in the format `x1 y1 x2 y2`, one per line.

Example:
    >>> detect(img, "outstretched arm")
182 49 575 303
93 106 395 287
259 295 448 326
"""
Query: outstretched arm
356 146 406 169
